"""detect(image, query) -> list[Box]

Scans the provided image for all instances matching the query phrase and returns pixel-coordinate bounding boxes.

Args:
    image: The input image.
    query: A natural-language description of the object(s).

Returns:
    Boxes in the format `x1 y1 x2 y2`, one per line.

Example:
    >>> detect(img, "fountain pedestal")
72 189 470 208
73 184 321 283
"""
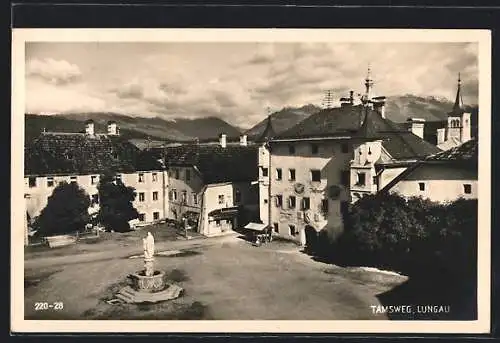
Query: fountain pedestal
129 258 165 293
114 232 184 304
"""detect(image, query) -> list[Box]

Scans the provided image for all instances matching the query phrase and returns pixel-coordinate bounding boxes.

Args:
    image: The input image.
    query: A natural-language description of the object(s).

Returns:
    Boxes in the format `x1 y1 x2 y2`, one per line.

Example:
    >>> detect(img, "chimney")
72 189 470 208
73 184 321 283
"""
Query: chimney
85 119 95 136
239 134 248 146
107 121 119 135
349 90 354 104
372 96 387 119
219 133 227 148
407 118 425 139
436 128 446 145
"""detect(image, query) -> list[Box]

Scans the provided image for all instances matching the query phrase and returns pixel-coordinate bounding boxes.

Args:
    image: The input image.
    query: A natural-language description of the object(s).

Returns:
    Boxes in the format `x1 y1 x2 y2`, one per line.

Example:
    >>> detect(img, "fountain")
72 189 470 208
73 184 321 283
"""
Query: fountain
115 232 183 304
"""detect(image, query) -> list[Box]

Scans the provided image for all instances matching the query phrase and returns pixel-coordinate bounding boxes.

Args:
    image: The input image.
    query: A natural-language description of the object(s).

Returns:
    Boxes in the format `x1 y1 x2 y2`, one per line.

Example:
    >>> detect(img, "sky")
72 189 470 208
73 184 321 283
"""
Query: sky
25 42 478 129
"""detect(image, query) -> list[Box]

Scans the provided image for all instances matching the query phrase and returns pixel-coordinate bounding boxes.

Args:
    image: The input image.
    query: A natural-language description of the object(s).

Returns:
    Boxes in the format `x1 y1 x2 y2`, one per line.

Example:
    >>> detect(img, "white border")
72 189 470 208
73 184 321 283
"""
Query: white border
11 29 491 334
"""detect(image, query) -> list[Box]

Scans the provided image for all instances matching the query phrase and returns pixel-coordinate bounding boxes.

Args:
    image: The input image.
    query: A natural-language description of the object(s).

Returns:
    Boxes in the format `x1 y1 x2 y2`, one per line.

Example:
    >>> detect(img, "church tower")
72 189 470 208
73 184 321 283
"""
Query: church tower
446 73 471 143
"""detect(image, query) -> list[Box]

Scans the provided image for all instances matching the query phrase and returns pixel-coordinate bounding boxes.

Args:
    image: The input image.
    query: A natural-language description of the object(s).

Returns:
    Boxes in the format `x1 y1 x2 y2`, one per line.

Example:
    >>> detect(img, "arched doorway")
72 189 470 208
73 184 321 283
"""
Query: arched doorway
304 225 319 252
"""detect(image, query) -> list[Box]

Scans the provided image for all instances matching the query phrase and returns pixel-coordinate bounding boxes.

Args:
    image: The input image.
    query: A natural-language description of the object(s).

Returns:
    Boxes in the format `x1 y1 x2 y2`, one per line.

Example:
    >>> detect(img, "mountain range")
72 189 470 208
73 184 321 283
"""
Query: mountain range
25 95 478 143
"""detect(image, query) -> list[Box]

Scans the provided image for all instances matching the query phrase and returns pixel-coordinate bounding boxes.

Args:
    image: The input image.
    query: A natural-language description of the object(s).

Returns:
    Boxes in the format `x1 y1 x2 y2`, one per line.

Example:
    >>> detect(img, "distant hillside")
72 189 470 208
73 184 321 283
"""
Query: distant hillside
25 112 242 143
25 96 479 144
244 104 322 138
385 95 478 123
169 117 242 141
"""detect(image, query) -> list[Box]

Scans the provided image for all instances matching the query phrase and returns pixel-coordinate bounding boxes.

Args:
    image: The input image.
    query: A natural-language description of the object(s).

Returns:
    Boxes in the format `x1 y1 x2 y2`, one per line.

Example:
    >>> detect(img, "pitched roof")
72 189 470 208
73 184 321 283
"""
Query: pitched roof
428 138 478 163
381 131 441 160
276 105 365 139
152 144 258 184
277 104 440 160
25 132 163 176
256 115 276 143
379 138 478 194
449 74 465 116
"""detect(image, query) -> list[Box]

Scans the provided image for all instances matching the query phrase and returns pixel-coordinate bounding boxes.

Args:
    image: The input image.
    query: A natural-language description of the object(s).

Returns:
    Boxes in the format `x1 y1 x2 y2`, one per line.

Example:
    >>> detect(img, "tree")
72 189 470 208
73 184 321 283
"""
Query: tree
97 170 139 232
33 181 91 237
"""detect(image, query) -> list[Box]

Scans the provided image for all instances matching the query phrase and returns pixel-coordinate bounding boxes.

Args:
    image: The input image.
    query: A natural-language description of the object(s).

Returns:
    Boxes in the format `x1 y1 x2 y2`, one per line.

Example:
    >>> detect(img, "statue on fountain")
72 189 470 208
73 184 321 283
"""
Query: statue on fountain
143 231 155 276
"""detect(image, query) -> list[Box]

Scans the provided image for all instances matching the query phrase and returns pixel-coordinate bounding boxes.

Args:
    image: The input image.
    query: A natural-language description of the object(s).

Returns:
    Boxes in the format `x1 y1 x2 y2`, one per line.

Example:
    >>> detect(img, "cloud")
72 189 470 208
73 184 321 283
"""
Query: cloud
114 83 144 99
25 42 479 128
26 58 82 85
26 79 106 114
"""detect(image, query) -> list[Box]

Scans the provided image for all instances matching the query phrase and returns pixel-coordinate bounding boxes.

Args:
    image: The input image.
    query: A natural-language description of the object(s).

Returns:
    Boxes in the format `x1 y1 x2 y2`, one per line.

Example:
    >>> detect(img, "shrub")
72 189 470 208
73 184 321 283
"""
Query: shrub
97 170 139 232
33 181 91 237
330 193 477 278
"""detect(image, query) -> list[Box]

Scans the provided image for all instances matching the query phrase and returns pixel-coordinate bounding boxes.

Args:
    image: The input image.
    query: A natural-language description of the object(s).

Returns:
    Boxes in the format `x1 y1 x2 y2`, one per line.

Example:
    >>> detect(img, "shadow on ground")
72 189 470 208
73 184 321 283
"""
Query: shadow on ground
376 271 477 320
303 247 477 321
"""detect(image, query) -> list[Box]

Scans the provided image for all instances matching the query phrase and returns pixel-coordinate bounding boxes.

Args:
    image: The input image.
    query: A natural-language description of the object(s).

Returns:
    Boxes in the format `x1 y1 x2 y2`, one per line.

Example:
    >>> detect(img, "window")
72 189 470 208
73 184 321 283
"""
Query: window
276 168 282 181
152 173 158 182
311 143 319 155
289 196 296 209
91 194 99 205
275 194 283 207
91 175 98 185
289 168 296 181
311 170 321 182
356 172 366 186
138 173 144 183
464 184 472 194
261 167 269 177
47 177 54 187
273 223 279 233
235 189 242 204
218 194 225 204
192 192 198 205
70 176 77 184
153 191 158 201
288 145 296 154
341 143 349 154
321 199 329 214
215 220 221 226
172 189 178 201
181 191 187 204
185 169 191 181
28 177 36 188
139 192 145 202
264 199 268 204
340 170 350 186
153 212 160 220
169 191 173 201
289 225 297 236
302 197 310 210
175 169 180 179
138 213 145 222
418 182 425 191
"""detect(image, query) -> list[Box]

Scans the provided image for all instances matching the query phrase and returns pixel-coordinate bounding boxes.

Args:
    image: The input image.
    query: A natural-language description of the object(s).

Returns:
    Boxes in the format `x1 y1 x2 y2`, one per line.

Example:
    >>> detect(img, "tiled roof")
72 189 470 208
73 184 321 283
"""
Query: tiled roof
437 137 462 151
152 144 258 184
379 138 478 194
277 104 440 160
428 138 478 163
382 131 441 160
276 105 365 139
25 132 164 176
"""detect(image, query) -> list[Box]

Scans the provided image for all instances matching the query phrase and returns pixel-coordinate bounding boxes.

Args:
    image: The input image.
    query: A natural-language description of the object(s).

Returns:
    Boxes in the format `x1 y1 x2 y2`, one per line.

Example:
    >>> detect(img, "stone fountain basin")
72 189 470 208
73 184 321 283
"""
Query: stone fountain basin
129 270 165 293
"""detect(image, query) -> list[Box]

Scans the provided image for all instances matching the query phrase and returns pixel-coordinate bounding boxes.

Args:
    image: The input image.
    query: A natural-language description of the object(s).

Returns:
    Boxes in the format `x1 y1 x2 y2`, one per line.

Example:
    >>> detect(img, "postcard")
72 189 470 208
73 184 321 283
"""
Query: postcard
12 28 491 333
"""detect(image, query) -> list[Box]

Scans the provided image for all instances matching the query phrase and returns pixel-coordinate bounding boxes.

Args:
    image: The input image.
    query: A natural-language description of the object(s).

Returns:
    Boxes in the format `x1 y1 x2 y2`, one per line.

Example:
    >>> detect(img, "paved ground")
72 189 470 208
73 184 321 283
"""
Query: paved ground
24 233 407 320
